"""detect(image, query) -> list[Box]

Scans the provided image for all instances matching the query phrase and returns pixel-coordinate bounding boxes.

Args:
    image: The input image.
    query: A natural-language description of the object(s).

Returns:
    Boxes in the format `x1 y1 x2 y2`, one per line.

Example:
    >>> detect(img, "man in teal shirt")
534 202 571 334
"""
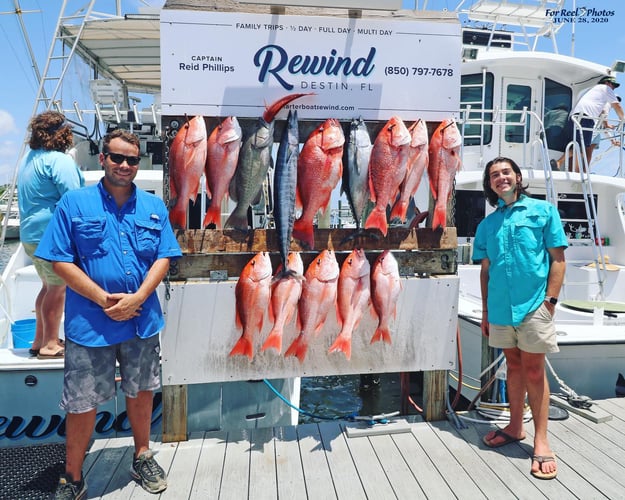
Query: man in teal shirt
473 157 567 480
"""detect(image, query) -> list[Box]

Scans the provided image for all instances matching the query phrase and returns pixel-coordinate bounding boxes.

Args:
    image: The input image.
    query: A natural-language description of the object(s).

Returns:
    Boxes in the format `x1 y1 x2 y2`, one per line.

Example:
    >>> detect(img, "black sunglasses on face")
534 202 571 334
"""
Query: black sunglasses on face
104 152 141 166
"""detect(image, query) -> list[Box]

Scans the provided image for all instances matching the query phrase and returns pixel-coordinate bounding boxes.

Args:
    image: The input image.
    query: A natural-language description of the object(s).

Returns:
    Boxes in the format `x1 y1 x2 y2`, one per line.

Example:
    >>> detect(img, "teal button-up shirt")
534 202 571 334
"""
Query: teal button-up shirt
472 195 568 326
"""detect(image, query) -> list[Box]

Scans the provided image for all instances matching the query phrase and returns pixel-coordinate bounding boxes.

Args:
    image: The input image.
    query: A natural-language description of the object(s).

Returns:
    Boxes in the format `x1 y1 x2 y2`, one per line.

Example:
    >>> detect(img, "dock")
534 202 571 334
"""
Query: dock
7 397 625 499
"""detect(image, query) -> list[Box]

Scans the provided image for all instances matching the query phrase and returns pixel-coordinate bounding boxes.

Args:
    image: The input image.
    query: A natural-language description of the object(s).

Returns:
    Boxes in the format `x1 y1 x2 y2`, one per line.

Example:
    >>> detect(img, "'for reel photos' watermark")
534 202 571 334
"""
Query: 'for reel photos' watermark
545 7 615 24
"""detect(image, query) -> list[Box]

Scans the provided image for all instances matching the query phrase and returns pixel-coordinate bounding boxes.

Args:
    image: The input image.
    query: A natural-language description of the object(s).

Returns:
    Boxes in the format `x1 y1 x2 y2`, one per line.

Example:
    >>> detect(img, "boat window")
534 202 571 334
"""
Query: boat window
455 190 486 238
543 79 573 152
505 84 531 143
460 72 494 146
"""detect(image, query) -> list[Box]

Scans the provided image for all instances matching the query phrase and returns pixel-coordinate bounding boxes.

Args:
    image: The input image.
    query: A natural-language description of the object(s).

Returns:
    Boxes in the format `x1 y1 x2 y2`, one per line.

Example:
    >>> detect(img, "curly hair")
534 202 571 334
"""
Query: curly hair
102 128 140 154
28 111 73 152
482 156 530 207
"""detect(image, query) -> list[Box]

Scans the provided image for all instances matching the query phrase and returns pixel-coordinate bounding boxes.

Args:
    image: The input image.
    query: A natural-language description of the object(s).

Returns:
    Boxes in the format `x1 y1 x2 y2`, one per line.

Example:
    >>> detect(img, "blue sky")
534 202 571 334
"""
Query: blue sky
0 0 623 185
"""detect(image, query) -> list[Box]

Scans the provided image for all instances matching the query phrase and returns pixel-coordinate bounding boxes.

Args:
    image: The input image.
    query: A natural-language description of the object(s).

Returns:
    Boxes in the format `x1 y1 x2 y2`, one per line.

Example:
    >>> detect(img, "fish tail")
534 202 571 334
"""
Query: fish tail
364 206 388 236
168 202 187 229
370 326 392 345
389 200 408 223
263 93 312 122
431 203 447 229
229 336 254 359
225 207 249 231
292 217 315 249
328 334 352 360
261 329 282 354
284 334 308 363
203 204 222 228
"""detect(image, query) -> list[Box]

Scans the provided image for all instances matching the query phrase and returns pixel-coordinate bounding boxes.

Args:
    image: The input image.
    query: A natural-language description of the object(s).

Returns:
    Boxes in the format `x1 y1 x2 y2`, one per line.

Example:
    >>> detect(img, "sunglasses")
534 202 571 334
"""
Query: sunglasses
104 152 141 166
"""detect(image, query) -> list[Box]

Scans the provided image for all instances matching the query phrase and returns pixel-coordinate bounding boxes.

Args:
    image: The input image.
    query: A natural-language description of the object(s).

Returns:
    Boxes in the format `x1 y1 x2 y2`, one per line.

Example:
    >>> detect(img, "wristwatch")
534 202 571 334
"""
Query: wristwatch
545 296 558 305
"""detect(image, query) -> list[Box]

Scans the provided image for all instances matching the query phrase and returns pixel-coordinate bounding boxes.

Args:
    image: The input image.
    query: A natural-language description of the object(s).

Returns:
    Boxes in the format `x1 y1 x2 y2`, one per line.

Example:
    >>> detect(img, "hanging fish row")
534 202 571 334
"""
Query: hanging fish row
167 93 463 252
230 249 402 363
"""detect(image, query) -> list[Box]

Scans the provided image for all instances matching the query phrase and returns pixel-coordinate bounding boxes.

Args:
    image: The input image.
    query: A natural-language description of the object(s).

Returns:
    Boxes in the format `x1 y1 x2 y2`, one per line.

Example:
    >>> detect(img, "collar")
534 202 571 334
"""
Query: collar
97 179 137 208
497 193 527 211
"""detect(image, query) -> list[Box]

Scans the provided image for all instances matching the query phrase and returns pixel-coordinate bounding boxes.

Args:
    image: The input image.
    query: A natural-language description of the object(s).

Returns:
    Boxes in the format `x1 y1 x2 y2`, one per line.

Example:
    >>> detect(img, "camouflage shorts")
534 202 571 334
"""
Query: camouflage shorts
60 335 161 414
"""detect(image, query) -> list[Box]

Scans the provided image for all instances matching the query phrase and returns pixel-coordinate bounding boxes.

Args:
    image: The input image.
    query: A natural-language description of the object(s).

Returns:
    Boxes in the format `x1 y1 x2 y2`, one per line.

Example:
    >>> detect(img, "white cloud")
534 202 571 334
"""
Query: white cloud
0 110 17 136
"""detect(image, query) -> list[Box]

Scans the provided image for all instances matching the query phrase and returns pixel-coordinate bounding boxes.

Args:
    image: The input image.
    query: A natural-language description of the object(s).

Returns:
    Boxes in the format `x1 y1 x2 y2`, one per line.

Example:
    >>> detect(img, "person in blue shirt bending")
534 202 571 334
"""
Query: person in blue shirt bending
472 157 567 481
36 129 182 499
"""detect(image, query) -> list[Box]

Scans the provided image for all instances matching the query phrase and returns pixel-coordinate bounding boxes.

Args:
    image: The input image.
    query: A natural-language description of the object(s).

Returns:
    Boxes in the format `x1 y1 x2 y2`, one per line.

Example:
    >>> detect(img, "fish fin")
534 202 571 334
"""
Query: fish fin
225 208 249 231
292 217 315 249
328 334 352 360
295 185 303 211
431 202 446 229
364 207 388 236
368 174 377 203
202 204 222 229
284 334 308 363
370 327 392 345
389 200 408 223
261 330 282 354
168 202 187 229
229 336 254 359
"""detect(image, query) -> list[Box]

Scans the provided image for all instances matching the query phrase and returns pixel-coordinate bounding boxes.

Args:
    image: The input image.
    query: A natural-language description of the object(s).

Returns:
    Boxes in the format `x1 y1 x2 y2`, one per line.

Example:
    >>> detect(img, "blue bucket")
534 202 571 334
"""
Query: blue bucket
11 318 36 349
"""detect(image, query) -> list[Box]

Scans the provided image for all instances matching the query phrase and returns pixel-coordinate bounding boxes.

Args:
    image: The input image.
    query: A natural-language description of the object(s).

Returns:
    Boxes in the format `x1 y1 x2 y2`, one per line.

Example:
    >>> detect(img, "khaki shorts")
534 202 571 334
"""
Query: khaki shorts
489 303 559 354
23 242 65 286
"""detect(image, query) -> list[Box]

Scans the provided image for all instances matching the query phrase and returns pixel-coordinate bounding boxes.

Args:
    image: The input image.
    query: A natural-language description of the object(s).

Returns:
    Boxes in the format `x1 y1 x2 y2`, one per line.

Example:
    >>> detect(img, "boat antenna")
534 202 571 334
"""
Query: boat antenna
570 0 576 56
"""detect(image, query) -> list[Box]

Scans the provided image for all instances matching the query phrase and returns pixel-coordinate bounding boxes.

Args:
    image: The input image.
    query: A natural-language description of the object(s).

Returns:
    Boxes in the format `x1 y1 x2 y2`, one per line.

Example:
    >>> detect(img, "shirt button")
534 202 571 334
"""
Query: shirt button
120 231 125 236
126 271 131 275
123 250 127 255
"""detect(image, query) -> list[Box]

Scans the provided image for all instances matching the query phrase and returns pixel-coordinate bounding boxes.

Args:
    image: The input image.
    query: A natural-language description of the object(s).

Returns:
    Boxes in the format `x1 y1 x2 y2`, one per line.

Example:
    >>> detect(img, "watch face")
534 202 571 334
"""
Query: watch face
549 297 557 304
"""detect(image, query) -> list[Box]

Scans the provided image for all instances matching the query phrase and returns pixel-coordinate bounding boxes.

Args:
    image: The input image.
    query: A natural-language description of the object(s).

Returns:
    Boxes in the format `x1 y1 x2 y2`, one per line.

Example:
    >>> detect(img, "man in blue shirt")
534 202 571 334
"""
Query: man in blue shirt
472 157 567 480
36 129 182 499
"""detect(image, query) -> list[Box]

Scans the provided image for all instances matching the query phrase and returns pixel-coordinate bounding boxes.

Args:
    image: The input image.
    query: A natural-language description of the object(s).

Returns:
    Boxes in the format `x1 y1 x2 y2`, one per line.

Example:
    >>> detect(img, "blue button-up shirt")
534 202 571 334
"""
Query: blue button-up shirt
472 195 568 326
35 181 182 346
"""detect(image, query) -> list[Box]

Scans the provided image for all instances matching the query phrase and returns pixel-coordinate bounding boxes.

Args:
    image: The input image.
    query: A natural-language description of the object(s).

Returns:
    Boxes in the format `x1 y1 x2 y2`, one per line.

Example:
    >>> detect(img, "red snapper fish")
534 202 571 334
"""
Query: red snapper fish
203 116 242 228
292 118 345 249
262 252 305 354
370 250 401 344
364 116 411 236
390 118 429 223
428 119 462 229
285 249 339 363
328 248 371 360
229 252 273 360
169 115 208 229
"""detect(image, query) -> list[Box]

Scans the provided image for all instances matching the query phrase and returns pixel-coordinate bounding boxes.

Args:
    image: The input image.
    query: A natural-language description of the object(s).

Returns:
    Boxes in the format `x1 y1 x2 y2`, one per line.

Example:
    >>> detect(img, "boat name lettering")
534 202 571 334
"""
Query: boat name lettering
0 396 162 442
254 45 376 91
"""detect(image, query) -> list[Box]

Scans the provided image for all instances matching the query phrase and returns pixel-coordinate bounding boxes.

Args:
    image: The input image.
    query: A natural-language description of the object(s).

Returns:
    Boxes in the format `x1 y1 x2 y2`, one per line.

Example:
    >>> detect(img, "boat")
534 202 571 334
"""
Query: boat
0 189 20 240
441 1 625 405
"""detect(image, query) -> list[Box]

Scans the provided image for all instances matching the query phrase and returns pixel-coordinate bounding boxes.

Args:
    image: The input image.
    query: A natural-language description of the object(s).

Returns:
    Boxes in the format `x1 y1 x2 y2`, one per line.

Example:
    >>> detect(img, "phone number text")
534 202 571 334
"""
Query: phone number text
384 66 454 77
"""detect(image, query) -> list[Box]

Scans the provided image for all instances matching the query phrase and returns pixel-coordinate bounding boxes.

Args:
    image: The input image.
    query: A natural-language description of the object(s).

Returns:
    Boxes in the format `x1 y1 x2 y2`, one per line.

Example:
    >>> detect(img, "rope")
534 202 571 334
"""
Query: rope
545 357 594 409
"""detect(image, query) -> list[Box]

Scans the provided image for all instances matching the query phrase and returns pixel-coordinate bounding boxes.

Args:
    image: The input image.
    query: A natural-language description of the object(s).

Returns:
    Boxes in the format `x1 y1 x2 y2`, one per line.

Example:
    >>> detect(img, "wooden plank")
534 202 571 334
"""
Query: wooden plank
549 395 613 423
160 432 204 499
100 445 137 499
189 430 228 499
423 370 447 421
453 422 549 500
249 427 278 500
171 247 457 280
296 424 340 498
274 426 307 500
341 428 396 498
430 420 526 499
85 436 134 497
317 422 367 500
175 227 457 254
391 418 456 499
368 432 424 498
162 384 188 443
219 429 252 500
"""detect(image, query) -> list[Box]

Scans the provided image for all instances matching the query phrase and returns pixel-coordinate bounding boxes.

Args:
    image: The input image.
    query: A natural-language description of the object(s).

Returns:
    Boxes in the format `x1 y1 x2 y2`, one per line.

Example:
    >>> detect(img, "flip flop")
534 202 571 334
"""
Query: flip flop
483 429 525 448
531 455 557 480
37 349 64 360
29 348 40 357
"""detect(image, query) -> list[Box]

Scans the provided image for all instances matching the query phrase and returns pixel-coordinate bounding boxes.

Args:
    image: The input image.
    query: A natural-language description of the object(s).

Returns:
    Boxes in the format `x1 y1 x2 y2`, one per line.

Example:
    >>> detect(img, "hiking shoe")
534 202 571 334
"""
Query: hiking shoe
52 474 87 500
130 450 168 493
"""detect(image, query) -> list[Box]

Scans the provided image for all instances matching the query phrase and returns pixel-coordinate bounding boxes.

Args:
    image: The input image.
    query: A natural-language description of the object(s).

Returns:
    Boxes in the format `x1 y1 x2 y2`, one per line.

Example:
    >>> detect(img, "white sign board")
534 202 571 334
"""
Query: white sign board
161 276 458 385
160 10 461 121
